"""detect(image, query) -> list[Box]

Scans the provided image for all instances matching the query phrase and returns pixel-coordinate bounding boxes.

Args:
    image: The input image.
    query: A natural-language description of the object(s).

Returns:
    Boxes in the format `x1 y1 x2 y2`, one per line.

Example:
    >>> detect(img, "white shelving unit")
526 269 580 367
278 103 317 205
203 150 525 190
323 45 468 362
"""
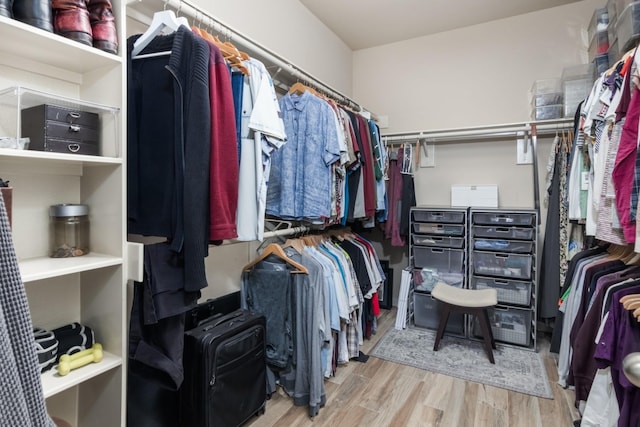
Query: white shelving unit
0 7 126 427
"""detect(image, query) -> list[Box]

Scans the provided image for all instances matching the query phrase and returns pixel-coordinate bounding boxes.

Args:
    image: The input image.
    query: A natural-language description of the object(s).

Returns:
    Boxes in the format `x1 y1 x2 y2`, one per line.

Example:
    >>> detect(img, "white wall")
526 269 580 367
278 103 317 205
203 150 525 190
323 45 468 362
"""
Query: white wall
353 0 599 132
187 0 353 95
351 0 600 304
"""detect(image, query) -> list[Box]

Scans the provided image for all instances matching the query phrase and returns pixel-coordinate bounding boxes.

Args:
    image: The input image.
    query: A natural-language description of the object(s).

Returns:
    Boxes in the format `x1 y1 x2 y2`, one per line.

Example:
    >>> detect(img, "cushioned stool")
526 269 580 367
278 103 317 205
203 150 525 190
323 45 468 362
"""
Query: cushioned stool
431 283 498 364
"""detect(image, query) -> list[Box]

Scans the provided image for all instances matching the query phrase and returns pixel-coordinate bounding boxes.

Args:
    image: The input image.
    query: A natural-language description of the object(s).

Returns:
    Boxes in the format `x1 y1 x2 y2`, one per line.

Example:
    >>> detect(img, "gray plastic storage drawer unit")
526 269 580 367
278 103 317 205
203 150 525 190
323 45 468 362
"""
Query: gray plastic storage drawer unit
473 306 532 346
414 291 464 334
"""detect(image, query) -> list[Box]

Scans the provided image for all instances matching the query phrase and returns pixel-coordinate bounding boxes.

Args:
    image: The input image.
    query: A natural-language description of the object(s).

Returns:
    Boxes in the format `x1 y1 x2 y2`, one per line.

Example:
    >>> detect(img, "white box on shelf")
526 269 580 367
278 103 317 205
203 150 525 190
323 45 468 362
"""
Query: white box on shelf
451 185 498 208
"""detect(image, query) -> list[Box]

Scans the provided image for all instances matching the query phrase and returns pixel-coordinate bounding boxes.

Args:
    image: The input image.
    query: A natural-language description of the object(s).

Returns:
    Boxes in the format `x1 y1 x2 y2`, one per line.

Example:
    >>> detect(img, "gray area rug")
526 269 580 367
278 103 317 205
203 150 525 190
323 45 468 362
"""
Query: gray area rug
371 327 553 399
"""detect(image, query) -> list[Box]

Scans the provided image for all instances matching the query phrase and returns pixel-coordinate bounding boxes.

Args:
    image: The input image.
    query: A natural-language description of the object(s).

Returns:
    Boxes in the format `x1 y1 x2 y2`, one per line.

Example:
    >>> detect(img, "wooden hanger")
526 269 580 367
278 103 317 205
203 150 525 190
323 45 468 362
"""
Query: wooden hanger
605 48 636 77
282 238 306 254
288 82 310 96
242 243 308 274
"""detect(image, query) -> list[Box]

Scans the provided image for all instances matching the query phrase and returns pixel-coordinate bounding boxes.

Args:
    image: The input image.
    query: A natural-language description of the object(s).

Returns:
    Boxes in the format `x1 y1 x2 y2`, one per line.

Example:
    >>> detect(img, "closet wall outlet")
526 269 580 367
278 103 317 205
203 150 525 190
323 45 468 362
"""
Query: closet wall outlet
516 138 533 164
419 143 435 168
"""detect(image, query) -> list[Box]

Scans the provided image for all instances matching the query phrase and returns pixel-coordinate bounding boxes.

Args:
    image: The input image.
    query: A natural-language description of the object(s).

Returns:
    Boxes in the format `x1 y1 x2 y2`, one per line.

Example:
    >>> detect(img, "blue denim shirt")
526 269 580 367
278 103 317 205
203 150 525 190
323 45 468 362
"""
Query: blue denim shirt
266 91 340 220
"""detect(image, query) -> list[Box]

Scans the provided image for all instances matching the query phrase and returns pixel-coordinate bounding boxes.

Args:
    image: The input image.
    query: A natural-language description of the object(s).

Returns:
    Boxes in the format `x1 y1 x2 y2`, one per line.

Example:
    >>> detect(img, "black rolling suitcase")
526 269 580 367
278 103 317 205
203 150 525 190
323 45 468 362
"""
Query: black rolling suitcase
181 309 267 427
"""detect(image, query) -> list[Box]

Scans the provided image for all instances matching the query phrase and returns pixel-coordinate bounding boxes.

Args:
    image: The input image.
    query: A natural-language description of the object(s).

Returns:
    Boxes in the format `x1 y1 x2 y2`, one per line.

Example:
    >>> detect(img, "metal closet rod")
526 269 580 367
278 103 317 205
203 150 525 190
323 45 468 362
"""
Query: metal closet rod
127 0 377 119
382 118 574 144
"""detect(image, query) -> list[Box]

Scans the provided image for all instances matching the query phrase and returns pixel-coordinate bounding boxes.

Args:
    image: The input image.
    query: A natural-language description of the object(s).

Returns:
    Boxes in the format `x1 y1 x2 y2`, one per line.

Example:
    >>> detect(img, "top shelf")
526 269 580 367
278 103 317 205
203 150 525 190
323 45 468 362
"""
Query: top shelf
0 15 122 76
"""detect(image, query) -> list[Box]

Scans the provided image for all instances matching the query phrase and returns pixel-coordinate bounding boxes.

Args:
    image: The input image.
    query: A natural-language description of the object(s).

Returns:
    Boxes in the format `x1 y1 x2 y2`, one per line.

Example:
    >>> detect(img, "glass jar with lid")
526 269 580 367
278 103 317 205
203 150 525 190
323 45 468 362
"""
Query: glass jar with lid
49 204 90 258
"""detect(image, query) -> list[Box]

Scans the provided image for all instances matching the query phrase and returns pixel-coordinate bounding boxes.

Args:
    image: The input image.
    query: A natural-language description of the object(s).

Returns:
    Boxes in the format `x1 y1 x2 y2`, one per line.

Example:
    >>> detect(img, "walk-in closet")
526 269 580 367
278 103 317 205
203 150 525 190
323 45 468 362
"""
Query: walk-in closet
1 0 639 426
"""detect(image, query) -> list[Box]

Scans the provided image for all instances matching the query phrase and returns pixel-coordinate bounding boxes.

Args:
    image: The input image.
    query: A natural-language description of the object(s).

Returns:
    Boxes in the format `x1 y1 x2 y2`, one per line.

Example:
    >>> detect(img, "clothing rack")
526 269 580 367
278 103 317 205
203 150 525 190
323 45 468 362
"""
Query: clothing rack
382 118 575 215
125 0 377 120
381 118 574 145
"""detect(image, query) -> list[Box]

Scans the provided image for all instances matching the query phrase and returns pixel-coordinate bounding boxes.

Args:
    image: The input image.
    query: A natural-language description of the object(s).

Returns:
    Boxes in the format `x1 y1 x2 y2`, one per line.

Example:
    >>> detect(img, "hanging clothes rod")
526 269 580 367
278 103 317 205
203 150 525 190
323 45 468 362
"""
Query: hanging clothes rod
382 118 574 145
126 0 377 120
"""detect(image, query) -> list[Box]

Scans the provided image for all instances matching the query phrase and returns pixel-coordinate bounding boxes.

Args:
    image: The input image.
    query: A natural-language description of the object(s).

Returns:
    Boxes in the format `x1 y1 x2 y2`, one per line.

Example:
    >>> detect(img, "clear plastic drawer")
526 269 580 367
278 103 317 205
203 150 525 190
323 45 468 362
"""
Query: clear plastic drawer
470 276 532 306
413 292 464 334
472 226 535 241
473 239 533 253
414 247 464 272
472 212 535 226
473 306 532 347
412 210 465 224
412 235 465 249
412 223 464 236
472 251 532 280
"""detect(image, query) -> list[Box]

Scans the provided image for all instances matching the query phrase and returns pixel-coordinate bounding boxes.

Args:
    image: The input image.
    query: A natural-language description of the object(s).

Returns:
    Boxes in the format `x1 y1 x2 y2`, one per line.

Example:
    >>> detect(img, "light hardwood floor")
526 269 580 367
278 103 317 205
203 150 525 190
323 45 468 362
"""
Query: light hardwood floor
245 308 580 427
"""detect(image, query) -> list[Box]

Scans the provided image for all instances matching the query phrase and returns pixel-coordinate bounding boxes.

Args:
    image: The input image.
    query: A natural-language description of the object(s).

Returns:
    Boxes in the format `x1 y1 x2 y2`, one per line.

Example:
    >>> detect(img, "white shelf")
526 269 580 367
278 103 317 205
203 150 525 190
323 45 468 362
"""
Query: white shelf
0 148 122 165
42 351 122 398
19 253 123 283
0 16 121 75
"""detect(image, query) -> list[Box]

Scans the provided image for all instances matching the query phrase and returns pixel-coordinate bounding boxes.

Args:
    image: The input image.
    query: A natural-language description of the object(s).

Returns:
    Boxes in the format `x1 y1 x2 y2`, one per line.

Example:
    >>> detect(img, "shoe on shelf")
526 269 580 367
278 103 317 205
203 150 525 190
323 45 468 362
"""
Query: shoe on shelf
51 0 92 46
13 0 53 32
88 0 117 54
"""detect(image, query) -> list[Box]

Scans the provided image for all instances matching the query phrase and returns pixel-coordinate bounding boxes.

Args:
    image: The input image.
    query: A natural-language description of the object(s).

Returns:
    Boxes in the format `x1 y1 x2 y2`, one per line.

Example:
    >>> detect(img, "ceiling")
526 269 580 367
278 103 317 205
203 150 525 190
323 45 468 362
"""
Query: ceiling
299 0 580 50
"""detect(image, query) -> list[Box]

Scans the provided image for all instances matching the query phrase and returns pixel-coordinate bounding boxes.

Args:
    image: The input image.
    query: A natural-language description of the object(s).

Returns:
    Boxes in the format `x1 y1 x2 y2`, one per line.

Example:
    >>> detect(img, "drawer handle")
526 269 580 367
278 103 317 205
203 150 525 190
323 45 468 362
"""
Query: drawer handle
68 112 81 119
69 125 80 132
68 144 80 153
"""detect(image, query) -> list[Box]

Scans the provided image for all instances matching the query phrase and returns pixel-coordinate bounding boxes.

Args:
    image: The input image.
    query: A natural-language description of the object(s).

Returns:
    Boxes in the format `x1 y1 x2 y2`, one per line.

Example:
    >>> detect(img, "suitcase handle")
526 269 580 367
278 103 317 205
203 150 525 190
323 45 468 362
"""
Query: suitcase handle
200 310 246 331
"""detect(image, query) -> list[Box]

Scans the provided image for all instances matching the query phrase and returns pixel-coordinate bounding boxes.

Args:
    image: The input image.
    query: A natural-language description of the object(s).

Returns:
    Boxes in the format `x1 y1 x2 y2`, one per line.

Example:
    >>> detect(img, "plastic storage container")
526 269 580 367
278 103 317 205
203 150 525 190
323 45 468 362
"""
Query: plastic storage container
589 7 610 41
474 306 532 346
472 251 532 280
562 63 594 116
473 239 533 253
49 204 90 258
530 79 563 107
472 212 535 226
609 0 618 25
412 235 465 249
413 292 464 334
609 37 620 64
412 223 464 236
589 29 610 61
471 276 532 306
412 210 465 224
413 247 464 273
617 1 640 52
472 225 535 240
533 105 563 120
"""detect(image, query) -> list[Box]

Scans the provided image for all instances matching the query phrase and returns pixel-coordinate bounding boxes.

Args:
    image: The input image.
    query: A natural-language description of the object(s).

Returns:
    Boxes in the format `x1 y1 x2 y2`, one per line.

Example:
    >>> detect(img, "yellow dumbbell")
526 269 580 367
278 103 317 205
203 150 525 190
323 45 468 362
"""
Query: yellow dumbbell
57 343 103 376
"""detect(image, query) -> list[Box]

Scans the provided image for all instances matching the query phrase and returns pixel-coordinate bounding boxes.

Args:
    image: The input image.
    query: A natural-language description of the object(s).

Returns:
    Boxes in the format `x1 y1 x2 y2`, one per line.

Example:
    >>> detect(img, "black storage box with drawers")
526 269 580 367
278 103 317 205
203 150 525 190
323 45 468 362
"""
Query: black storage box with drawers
21 104 100 155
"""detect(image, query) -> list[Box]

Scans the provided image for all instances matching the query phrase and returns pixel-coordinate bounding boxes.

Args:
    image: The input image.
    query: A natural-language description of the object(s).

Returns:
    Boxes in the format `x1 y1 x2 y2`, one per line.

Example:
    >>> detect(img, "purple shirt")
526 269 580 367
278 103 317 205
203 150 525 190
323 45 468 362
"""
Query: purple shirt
572 271 640 403
595 286 640 427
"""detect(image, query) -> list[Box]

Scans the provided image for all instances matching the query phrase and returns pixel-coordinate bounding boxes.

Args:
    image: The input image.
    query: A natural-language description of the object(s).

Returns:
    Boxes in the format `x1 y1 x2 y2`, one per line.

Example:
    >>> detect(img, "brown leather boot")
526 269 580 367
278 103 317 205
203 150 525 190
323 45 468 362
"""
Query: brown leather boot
88 0 117 54
51 0 92 46
0 0 13 18
13 0 53 32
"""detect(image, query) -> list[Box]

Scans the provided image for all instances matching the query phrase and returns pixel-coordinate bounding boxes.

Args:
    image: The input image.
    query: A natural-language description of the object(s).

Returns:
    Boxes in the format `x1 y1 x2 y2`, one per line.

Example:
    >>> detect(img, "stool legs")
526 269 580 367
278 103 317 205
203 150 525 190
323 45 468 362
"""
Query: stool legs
433 303 451 352
476 308 495 364
432 301 496 365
